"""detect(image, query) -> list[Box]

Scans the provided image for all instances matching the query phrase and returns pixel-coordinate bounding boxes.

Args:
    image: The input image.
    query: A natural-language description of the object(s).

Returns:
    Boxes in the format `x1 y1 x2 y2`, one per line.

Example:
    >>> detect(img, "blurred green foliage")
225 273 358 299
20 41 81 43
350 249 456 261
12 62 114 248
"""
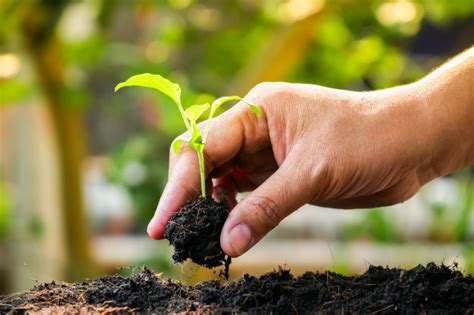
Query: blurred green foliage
466 244 474 275
342 208 399 242
455 175 474 241
107 132 173 230
0 180 12 240
0 79 32 105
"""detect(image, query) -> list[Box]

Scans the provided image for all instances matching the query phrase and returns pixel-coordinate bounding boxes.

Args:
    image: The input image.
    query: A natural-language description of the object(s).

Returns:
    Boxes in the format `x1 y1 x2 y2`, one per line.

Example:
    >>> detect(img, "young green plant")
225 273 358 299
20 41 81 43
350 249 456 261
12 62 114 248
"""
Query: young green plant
115 73 261 197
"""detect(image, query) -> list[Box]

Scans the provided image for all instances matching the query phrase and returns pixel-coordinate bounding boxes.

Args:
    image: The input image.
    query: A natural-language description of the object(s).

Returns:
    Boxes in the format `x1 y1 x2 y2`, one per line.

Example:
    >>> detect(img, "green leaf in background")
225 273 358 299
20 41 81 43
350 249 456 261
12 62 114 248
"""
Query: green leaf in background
184 103 210 122
115 73 182 107
0 180 12 240
0 79 31 105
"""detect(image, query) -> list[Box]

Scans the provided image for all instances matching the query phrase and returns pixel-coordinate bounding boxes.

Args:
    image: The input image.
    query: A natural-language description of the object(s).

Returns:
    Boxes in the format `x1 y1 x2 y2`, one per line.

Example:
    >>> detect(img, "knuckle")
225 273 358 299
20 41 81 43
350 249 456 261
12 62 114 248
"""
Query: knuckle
251 81 275 93
396 178 420 203
309 158 334 201
249 81 287 96
245 196 282 232
247 82 294 111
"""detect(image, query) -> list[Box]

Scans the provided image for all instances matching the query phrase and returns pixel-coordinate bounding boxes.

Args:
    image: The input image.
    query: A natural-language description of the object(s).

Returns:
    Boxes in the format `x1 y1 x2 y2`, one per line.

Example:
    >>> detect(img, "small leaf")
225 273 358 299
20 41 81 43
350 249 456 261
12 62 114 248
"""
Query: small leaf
203 96 262 143
210 96 262 119
171 138 186 154
210 96 242 117
184 103 210 122
189 122 204 151
115 73 182 106
242 99 262 118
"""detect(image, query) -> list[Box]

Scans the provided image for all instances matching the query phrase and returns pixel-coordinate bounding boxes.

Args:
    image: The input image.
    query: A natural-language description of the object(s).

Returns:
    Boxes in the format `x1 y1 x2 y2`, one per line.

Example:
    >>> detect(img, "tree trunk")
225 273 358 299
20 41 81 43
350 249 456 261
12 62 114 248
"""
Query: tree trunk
20 1 96 281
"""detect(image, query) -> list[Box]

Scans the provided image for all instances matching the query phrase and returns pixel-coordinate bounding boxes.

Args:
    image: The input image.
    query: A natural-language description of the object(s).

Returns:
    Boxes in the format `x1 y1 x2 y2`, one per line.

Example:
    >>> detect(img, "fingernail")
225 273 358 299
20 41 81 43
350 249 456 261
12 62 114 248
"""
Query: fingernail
227 224 253 256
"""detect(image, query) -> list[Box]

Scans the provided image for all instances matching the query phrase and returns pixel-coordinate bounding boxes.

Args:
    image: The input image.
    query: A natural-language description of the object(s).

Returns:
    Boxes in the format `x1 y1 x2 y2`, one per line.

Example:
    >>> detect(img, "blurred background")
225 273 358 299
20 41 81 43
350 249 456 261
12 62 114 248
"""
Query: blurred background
0 0 473 294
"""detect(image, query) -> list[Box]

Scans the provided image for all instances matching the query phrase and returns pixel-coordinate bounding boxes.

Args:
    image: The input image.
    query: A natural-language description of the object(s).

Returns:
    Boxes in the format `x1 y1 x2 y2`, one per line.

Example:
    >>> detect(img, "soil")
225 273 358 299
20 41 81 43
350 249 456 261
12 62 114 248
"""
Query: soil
164 196 231 272
1 263 473 314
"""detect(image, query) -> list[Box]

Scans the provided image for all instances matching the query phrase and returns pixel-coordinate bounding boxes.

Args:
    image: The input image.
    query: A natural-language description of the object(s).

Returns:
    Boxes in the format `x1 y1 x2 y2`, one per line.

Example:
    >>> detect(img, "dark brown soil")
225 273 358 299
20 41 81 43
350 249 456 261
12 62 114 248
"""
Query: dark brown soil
1 263 473 314
164 196 230 271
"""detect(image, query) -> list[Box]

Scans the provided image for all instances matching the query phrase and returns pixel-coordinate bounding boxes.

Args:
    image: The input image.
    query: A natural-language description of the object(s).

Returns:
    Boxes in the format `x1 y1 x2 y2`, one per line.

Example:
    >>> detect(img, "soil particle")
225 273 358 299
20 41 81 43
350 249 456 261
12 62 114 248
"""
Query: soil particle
1 263 473 314
164 196 230 270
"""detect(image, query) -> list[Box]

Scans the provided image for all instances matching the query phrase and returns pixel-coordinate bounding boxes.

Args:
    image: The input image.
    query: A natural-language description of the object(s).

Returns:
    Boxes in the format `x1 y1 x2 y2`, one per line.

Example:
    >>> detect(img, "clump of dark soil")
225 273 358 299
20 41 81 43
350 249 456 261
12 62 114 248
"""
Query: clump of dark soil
164 196 230 270
1 263 473 314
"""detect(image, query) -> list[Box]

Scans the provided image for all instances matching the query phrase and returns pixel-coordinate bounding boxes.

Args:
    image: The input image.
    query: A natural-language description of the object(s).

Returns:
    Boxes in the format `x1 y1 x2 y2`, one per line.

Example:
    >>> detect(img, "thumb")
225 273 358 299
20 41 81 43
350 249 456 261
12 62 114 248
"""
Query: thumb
220 156 310 257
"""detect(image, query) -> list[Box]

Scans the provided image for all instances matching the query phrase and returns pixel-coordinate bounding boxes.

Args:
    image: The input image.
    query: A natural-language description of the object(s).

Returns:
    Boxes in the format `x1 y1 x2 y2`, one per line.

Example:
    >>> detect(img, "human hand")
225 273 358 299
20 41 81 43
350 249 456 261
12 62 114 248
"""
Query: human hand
147 49 474 257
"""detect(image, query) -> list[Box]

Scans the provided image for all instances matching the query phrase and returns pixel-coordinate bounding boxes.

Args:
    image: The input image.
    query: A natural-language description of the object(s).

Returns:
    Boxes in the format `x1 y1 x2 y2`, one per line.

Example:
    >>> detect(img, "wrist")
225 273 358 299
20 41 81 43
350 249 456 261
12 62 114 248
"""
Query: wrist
364 48 474 185
416 50 474 176
363 82 448 185
421 85 473 175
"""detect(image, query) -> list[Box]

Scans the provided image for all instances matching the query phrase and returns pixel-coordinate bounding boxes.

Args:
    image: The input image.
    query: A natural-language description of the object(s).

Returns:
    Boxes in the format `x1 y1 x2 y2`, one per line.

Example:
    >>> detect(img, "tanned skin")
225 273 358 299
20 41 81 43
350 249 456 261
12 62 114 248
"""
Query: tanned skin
147 48 474 257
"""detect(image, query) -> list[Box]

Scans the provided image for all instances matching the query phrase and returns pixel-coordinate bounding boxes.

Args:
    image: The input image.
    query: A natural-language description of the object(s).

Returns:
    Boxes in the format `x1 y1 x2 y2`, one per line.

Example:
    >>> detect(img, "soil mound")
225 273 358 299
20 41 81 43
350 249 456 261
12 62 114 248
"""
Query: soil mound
1 263 473 314
164 196 230 270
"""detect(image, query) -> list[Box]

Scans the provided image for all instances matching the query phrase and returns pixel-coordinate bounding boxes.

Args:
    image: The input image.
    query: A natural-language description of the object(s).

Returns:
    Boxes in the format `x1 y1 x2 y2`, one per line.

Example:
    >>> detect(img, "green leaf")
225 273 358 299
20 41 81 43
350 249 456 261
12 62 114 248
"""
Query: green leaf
210 96 262 119
242 99 262 118
115 73 182 106
203 96 262 143
171 138 186 154
210 96 242 118
184 103 210 122
189 122 204 151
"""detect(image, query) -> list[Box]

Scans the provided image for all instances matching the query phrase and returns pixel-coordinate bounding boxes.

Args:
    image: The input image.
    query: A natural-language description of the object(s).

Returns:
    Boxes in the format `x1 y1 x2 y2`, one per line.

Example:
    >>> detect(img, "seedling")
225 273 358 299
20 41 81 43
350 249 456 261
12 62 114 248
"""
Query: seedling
115 73 261 197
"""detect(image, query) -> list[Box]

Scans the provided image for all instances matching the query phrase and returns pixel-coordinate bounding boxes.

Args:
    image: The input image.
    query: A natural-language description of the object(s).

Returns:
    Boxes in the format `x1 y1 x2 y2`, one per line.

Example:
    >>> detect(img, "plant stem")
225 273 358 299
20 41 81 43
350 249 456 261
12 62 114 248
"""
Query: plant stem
197 149 206 197
177 102 192 135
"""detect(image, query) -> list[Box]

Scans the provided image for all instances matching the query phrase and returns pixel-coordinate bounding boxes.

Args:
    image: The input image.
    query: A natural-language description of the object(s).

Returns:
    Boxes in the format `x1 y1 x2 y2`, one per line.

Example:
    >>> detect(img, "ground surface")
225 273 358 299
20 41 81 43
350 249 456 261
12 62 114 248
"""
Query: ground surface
164 196 230 271
1 263 473 314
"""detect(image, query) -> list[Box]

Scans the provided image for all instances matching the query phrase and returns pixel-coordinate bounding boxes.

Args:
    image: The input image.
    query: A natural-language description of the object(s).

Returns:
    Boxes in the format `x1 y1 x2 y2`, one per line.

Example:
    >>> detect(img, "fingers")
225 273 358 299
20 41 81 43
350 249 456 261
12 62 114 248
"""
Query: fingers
211 165 276 210
212 176 238 209
148 103 267 239
205 102 267 163
220 155 310 257
147 148 201 239
209 147 277 178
